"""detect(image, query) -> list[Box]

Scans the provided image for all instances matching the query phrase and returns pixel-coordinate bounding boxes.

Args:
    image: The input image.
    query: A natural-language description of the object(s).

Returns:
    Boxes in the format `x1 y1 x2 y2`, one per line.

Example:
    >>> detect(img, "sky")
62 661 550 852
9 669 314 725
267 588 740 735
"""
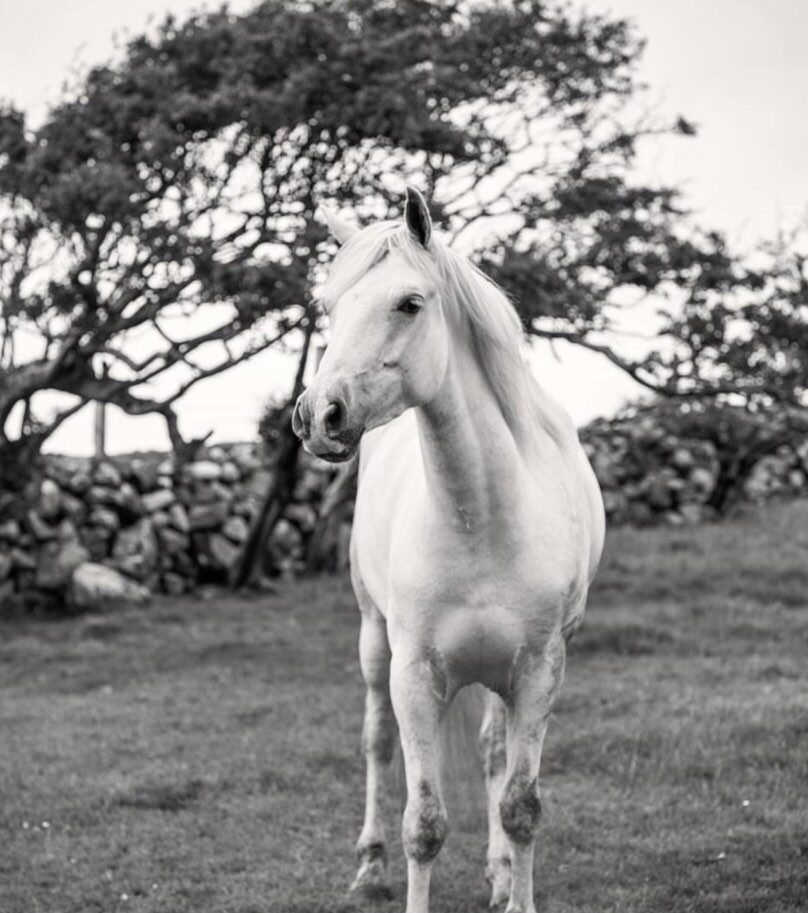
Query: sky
1 0 806 455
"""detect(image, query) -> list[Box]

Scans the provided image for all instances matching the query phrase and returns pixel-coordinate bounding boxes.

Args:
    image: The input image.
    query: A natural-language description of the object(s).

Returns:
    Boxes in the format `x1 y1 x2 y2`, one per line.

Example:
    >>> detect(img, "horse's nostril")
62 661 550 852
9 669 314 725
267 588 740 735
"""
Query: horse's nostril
324 399 348 437
291 398 308 440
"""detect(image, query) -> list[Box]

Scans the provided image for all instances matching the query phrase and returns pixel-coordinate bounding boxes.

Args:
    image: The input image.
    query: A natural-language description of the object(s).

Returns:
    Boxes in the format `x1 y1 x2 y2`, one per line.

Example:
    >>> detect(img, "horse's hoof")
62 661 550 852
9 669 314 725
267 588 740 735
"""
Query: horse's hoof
486 859 511 907
350 880 394 902
349 857 392 901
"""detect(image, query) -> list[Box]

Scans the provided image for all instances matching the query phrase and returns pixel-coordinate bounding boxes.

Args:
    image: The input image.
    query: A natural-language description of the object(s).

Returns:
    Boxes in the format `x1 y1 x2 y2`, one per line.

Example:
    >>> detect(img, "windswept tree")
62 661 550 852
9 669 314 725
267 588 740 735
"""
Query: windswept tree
1 0 701 473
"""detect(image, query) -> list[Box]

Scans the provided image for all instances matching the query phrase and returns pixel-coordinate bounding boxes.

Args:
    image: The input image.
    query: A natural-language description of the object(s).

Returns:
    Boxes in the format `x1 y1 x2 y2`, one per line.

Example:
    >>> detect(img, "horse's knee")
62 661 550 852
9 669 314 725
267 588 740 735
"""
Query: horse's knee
402 780 449 863
500 772 542 845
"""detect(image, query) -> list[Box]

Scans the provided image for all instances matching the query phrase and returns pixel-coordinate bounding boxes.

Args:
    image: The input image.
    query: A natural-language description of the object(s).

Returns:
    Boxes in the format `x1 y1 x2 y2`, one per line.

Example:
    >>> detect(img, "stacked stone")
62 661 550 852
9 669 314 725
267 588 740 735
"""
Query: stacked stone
3 417 806 611
0 443 336 610
581 416 808 526
746 442 808 500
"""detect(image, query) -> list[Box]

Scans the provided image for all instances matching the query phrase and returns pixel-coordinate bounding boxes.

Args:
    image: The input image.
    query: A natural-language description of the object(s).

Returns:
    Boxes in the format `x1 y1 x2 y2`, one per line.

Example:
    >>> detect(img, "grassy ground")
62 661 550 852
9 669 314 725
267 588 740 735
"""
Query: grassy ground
1 501 807 913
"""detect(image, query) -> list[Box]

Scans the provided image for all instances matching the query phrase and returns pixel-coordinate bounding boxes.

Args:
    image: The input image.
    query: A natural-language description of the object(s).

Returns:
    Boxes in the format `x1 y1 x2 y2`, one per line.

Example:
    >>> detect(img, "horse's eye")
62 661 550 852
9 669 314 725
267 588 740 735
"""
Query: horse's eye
397 296 422 315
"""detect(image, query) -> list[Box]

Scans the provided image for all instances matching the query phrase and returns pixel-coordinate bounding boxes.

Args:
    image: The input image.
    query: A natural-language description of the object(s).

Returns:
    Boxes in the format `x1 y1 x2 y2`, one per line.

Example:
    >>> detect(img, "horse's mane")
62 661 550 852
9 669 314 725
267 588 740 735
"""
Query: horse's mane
320 220 573 453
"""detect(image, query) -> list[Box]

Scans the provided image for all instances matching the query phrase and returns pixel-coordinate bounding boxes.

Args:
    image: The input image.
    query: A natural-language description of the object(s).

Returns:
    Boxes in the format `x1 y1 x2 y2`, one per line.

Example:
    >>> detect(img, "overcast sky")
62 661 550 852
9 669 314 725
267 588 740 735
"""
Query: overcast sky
2 0 806 455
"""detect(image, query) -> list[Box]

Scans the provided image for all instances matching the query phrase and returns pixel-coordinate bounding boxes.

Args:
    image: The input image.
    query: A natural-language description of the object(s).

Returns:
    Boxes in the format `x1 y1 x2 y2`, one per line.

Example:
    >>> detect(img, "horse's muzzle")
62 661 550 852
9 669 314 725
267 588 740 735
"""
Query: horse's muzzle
292 387 361 462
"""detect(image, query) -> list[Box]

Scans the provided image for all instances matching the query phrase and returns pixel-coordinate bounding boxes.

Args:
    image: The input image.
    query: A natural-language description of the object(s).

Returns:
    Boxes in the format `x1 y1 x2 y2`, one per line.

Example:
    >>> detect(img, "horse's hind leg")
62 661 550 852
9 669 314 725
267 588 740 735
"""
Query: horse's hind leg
480 690 511 907
500 637 566 913
350 582 396 897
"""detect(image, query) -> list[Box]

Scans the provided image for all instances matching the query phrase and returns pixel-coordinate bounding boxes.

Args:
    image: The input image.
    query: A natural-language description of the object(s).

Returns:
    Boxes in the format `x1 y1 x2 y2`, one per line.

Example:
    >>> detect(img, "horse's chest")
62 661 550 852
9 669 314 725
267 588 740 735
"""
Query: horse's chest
388 505 581 630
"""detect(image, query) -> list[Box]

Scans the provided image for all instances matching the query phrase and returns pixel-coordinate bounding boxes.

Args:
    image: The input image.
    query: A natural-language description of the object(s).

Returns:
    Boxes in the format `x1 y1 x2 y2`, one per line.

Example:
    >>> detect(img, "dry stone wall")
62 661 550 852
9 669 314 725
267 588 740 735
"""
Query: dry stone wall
1 416 806 611
581 415 808 526
0 443 336 612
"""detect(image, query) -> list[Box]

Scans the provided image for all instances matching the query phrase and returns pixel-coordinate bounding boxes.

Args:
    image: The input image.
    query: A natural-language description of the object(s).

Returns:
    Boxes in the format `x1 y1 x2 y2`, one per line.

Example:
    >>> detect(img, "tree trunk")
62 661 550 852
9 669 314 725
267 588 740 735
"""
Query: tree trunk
0 433 46 520
305 458 358 573
230 320 314 589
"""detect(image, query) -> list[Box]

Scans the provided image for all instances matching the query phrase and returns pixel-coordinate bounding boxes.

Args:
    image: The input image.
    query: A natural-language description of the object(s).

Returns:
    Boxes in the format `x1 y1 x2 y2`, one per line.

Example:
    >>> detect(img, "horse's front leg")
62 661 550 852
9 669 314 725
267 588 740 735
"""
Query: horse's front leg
500 636 566 913
390 648 450 913
350 606 396 897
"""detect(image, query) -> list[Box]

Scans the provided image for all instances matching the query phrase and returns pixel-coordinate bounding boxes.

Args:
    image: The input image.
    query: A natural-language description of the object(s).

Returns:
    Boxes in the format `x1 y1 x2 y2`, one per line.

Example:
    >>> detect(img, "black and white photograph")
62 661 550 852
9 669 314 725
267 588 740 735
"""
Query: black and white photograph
1 1 806 911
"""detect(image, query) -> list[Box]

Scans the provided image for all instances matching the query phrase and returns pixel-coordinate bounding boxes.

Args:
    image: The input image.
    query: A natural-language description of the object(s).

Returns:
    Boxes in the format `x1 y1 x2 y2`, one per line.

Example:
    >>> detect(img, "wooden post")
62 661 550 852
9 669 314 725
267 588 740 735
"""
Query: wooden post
94 362 108 461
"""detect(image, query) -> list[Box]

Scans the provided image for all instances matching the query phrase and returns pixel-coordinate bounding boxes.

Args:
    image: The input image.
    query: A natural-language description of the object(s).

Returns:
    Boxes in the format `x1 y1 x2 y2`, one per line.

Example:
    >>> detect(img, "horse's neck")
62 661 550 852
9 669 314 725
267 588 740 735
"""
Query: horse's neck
415 343 524 531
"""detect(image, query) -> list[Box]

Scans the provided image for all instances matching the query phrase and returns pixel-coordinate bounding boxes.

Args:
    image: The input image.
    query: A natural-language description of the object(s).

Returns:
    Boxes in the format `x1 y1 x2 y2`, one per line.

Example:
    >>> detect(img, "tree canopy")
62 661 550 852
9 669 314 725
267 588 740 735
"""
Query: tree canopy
0 0 804 477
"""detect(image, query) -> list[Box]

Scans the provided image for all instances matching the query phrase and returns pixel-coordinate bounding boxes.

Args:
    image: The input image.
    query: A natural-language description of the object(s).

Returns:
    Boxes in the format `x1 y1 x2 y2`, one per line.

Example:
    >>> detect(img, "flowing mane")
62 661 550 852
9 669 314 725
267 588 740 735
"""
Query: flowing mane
320 220 573 452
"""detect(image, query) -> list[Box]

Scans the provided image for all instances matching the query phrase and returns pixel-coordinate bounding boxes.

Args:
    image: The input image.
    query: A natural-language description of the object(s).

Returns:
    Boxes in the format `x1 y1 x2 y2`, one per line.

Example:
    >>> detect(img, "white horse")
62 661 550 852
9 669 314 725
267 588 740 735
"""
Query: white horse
292 187 605 913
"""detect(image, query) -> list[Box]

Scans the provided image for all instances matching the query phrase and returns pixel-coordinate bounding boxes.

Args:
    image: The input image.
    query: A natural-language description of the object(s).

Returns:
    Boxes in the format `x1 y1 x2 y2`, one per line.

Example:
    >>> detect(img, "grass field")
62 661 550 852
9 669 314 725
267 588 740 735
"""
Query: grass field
2 501 807 913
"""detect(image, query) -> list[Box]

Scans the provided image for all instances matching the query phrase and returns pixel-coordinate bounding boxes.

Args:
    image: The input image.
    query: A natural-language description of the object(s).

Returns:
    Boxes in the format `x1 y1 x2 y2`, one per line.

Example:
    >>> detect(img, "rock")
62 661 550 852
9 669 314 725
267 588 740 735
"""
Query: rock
141 489 175 513
39 479 63 520
35 541 90 591
117 482 143 519
0 552 13 581
80 526 112 562
111 518 159 582
285 502 318 533
645 476 675 511
591 452 620 489
229 442 262 474
60 491 85 519
162 572 186 596
220 461 241 483
192 480 233 505
87 482 142 521
601 490 627 518
156 526 190 555
57 518 81 542
788 469 805 489
185 460 222 482
94 461 122 487
88 507 120 533
10 548 36 571
297 467 329 500
671 447 696 472
624 501 654 526
205 532 241 572
231 498 258 518
188 501 229 531
87 485 115 507
129 460 159 493
66 470 92 495
688 466 716 497
151 511 170 528
0 520 21 541
0 579 15 607
271 519 303 557
664 511 685 526
222 515 249 543
68 563 150 611
168 503 190 533
26 510 57 541
679 503 704 524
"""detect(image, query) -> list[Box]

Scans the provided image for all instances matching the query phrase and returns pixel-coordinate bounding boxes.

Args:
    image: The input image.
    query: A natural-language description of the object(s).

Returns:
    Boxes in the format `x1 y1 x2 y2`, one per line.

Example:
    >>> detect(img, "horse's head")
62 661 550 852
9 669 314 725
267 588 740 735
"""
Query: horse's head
292 187 450 462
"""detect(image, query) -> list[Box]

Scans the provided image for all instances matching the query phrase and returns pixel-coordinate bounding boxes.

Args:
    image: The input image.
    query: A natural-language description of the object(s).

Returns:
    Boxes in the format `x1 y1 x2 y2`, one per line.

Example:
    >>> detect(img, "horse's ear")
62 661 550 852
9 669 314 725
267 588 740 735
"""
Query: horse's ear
404 185 432 249
317 204 359 245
